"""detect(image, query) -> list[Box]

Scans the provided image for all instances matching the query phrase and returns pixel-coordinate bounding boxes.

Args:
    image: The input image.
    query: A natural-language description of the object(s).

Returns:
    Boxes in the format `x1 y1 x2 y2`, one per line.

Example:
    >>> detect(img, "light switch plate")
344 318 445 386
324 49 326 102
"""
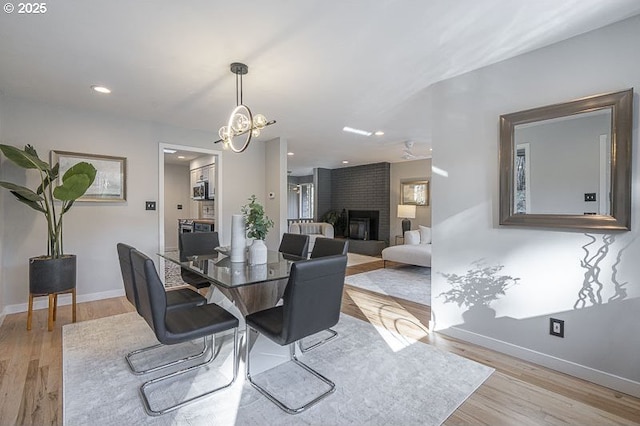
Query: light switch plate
145 201 156 211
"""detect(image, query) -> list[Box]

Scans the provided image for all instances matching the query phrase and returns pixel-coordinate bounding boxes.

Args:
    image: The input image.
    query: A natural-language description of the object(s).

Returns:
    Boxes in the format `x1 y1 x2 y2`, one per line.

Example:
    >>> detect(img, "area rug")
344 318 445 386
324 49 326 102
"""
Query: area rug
63 312 492 425
346 265 431 305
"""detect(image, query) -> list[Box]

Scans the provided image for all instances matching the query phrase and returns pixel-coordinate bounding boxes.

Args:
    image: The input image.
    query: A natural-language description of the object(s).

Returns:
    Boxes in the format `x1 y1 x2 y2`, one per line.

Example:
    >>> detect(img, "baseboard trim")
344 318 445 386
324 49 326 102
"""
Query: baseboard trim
1 289 125 316
440 326 640 398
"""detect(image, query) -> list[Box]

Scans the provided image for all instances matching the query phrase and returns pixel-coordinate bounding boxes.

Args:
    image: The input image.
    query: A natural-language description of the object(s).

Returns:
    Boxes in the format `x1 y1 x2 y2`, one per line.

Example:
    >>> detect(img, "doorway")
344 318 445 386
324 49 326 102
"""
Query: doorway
158 144 221 274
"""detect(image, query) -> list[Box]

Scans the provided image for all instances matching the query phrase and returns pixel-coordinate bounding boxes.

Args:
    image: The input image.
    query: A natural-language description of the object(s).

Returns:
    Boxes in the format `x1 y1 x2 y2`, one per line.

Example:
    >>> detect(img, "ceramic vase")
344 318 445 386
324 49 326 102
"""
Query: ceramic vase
230 214 246 263
248 239 268 265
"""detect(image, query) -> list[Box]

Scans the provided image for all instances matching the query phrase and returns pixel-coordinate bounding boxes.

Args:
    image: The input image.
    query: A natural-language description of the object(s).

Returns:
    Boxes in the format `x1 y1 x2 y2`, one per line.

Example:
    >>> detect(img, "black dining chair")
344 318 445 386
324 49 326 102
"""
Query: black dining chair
117 243 208 374
245 254 348 414
301 237 350 352
310 237 349 258
131 249 239 416
178 231 220 289
278 233 310 259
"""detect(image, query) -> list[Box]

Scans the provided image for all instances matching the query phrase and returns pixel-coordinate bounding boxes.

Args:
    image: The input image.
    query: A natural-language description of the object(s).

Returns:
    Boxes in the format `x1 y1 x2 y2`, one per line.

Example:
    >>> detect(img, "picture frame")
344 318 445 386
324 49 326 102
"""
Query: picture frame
401 180 429 206
51 151 127 202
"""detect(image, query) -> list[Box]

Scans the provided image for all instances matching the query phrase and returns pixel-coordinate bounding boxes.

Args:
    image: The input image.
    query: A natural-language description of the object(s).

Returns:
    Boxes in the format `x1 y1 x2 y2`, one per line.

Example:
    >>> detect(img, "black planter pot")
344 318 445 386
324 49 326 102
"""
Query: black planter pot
29 254 77 294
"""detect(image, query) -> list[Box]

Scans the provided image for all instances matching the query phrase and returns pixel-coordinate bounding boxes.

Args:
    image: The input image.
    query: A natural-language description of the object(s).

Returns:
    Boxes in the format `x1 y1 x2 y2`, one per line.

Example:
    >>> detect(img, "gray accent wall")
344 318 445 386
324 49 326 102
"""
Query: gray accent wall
330 163 390 244
315 167 332 221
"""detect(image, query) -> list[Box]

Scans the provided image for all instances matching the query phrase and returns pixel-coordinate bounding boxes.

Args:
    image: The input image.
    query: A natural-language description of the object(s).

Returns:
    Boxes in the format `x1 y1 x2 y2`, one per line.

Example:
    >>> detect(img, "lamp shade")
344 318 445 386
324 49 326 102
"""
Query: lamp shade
397 204 416 219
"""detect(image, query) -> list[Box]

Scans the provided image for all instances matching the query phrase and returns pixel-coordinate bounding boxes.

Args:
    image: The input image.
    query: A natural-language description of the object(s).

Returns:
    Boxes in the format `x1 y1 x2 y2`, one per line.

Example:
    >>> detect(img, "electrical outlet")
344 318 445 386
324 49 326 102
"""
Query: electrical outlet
145 201 156 211
177 204 183 210
550 318 564 338
584 193 596 202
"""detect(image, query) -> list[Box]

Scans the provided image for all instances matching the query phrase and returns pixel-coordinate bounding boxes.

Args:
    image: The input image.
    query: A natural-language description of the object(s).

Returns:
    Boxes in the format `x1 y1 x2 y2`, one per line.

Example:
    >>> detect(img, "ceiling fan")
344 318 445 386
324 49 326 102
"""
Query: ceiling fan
401 140 429 160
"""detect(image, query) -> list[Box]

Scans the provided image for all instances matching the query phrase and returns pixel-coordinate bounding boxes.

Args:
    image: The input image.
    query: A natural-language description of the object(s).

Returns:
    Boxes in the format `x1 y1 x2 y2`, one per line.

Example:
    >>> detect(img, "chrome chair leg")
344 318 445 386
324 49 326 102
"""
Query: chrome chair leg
140 329 239 416
298 328 338 353
125 338 207 375
246 326 335 414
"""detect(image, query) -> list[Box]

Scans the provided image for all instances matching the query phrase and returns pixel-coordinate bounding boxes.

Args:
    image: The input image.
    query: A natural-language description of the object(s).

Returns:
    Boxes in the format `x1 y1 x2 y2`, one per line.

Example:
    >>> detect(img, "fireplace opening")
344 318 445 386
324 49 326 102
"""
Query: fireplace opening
349 218 370 240
347 210 379 241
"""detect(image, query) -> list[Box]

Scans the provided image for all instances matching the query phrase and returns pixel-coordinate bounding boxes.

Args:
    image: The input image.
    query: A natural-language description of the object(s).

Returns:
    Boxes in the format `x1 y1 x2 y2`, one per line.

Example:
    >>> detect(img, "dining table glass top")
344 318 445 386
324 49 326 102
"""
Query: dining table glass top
159 250 302 289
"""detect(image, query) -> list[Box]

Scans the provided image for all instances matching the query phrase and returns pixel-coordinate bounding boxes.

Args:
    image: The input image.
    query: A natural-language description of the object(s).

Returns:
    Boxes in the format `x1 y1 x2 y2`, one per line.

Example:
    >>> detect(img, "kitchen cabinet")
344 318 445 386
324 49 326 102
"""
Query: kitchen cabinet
191 167 207 184
190 164 215 199
207 164 216 199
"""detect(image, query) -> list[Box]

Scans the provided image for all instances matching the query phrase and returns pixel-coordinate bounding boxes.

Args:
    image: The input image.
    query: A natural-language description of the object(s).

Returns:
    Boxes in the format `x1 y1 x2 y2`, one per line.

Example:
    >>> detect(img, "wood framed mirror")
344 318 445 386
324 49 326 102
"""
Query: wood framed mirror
499 89 633 230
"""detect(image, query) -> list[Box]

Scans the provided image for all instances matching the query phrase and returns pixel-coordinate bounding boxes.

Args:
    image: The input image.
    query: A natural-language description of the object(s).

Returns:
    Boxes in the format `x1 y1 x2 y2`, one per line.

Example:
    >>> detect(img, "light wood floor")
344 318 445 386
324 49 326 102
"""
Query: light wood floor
1 260 639 425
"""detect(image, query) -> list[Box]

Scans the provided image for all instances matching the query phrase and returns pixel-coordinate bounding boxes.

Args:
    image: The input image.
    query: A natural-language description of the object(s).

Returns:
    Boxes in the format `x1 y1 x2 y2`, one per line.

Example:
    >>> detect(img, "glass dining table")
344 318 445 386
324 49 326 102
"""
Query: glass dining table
159 249 302 317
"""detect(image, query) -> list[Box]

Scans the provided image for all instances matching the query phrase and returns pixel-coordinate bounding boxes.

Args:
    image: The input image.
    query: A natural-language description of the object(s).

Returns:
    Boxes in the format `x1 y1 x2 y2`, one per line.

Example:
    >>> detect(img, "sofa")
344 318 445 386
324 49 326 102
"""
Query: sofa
288 222 334 253
381 225 431 267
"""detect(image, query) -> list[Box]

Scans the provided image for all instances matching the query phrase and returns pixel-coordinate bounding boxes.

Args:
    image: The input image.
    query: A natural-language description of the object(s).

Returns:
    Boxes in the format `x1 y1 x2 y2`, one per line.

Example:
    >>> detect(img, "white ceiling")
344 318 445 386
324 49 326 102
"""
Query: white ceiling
1 1 639 175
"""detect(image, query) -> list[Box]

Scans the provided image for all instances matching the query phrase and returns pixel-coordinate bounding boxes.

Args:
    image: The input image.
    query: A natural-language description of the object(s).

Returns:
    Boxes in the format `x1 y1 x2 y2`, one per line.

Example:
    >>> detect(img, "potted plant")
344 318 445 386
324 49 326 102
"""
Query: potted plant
321 209 347 236
241 194 274 265
0 144 96 330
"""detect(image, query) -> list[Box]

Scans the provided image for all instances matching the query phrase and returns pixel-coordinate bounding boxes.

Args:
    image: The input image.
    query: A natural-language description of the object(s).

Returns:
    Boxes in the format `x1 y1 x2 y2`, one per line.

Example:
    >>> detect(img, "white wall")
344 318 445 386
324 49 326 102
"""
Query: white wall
0 95 266 314
164 163 190 251
390 159 431 239
264 137 288 250
430 15 640 396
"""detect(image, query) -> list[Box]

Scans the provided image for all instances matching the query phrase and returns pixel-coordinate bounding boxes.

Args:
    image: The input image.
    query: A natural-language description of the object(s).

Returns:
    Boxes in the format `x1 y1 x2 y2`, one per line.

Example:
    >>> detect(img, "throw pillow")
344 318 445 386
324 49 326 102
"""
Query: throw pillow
404 230 421 245
419 225 432 244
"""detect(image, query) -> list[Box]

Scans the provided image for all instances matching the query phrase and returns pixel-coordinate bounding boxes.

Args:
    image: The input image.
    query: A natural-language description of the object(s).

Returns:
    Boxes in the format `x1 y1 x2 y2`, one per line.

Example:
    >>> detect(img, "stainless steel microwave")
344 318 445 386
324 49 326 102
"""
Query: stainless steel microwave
193 180 209 200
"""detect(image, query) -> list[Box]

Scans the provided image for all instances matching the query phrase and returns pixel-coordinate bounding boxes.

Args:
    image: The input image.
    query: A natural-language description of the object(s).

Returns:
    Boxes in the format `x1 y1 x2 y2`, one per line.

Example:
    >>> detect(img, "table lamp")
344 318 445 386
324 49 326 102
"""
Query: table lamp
398 204 416 234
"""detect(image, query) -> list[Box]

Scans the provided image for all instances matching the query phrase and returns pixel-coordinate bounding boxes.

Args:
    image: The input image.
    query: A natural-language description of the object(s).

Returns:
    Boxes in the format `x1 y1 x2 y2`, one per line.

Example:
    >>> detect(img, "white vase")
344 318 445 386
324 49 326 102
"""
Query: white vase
248 239 268 265
230 214 246 263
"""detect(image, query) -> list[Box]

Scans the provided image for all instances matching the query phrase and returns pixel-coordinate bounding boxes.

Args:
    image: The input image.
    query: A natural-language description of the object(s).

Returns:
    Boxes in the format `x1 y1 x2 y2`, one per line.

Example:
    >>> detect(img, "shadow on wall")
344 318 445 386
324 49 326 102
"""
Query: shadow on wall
439 260 520 324
436 241 640 383
576 233 634 308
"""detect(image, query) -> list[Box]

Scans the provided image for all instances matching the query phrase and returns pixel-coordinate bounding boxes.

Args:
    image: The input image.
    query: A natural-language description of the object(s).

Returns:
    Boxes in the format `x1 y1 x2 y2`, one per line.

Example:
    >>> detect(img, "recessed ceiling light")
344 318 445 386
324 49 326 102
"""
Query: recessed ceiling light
163 149 177 154
91 85 111 94
374 130 384 136
343 126 372 136
342 160 349 164
287 152 294 156
177 155 185 159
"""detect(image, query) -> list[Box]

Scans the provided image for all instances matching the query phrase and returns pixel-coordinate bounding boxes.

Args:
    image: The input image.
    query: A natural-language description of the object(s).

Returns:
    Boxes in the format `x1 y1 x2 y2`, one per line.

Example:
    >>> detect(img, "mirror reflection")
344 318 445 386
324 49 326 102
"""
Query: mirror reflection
514 108 612 215
499 88 633 231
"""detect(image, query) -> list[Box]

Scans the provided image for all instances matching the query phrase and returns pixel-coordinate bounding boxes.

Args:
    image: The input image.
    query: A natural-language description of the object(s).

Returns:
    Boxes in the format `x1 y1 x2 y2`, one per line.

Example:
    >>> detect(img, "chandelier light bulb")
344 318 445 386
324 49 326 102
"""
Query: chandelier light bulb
252 128 261 138
219 126 230 141
253 114 267 129
231 113 250 133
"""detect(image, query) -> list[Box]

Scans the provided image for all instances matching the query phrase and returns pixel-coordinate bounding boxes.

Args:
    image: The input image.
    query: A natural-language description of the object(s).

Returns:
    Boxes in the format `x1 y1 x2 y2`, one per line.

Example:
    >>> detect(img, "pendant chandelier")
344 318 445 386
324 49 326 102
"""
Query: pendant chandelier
213 62 276 153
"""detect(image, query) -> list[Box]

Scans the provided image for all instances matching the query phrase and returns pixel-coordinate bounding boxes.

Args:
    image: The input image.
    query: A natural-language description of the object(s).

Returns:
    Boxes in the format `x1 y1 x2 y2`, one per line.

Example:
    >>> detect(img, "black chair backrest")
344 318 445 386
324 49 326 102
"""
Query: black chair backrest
281 255 348 345
117 243 138 309
310 238 349 258
130 249 168 341
179 232 220 262
278 233 310 258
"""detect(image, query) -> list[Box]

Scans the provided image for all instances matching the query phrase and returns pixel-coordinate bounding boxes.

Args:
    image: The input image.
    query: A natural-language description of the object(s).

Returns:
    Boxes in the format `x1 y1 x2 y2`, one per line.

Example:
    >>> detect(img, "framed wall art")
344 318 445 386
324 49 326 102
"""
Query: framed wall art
51 151 127 202
401 180 429 206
